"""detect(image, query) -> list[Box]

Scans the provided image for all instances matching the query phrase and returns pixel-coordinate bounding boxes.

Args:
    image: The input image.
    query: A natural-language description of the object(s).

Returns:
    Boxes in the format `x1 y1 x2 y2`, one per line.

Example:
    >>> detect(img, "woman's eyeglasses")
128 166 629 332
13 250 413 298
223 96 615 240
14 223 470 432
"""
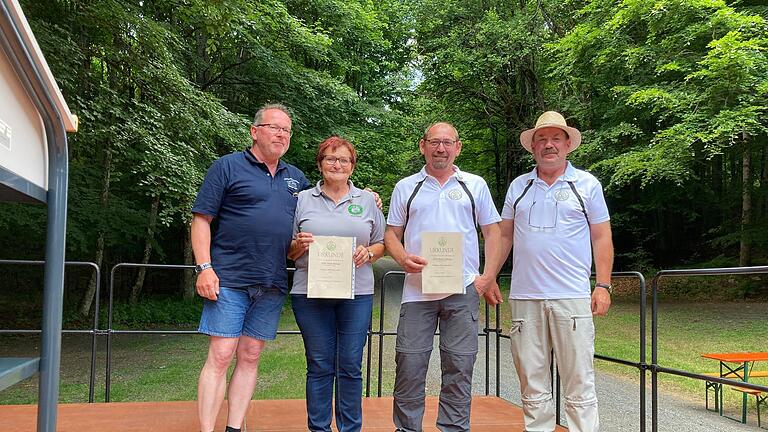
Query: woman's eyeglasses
322 156 352 166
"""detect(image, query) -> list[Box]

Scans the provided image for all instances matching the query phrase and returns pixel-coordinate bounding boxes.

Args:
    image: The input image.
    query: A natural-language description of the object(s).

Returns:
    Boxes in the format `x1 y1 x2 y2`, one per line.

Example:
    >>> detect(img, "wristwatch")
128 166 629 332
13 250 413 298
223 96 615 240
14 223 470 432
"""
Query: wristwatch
194 262 213 275
367 249 374 261
595 282 613 294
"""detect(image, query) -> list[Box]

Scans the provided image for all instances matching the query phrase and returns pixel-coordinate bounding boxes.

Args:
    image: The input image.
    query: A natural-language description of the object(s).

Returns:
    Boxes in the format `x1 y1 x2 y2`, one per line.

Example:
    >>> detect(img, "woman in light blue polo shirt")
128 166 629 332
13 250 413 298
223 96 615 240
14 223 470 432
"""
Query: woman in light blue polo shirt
288 136 385 432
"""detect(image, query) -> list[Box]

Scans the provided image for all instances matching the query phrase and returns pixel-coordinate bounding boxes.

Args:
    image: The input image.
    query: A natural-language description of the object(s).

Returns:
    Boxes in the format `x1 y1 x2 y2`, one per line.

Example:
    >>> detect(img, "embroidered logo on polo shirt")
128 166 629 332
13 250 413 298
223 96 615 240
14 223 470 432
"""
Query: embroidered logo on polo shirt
348 204 364 216
447 189 463 200
554 189 570 201
284 177 299 190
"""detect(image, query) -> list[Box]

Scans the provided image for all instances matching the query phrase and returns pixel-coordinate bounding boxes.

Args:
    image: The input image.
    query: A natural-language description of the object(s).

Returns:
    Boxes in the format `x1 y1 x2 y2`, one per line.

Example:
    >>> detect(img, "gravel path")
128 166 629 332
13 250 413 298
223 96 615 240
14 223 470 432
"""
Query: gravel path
372 259 761 431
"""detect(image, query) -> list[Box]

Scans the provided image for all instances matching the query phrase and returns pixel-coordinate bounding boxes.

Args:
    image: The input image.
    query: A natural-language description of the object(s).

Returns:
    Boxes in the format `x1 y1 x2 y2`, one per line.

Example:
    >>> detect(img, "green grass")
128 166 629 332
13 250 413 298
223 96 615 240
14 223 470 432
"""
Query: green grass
590 299 768 417
0 299 393 404
0 307 306 404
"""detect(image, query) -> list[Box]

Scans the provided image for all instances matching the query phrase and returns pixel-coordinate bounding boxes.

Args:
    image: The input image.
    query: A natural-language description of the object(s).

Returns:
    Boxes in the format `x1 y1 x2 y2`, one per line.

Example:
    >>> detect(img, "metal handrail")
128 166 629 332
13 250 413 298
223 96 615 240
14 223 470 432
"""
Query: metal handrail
7 260 768 432
375 271 499 398
651 266 768 432
103 266 502 401
105 263 197 401
0 260 100 403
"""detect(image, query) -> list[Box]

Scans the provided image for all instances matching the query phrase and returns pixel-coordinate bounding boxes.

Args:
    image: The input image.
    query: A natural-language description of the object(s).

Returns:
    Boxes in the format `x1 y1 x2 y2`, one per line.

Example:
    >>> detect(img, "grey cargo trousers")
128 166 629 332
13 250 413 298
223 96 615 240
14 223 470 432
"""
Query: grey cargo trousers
393 286 479 432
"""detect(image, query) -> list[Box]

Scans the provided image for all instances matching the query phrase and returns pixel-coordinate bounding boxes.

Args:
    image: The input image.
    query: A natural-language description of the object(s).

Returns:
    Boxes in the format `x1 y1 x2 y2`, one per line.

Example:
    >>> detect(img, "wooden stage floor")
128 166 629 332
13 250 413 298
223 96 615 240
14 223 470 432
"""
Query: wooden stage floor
0 395 567 431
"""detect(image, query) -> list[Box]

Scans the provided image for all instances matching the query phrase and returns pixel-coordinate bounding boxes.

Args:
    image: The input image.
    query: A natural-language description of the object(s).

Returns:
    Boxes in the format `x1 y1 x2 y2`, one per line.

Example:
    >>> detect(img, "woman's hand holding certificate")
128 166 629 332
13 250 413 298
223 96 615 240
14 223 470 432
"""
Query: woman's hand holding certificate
307 236 356 299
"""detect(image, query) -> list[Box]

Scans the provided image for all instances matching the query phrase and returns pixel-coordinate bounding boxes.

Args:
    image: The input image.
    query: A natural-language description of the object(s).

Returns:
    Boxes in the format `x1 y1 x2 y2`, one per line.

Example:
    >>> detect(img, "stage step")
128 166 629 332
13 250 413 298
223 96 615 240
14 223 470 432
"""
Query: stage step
0 357 38 391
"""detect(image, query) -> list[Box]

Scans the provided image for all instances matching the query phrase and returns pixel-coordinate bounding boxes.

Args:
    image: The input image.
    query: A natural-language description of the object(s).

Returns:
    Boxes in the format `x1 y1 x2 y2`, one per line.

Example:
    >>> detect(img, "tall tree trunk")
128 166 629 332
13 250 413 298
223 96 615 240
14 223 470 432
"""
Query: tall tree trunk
761 142 767 219
711 153 723 219
489 122 503 200
129 196 160 304
196 29 209 86
78 142 112 317
182 223 196 299
739 141 752 267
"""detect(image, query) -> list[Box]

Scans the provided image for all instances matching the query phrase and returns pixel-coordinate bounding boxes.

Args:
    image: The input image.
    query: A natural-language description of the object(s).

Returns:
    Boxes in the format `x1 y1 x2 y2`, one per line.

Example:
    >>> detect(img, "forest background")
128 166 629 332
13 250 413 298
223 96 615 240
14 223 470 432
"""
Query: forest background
1 0 767 323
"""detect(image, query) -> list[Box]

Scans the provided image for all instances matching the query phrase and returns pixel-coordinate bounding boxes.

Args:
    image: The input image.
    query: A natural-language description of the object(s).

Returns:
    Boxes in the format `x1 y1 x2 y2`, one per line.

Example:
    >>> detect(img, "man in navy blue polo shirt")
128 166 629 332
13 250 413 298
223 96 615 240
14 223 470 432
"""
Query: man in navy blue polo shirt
191 103 309 432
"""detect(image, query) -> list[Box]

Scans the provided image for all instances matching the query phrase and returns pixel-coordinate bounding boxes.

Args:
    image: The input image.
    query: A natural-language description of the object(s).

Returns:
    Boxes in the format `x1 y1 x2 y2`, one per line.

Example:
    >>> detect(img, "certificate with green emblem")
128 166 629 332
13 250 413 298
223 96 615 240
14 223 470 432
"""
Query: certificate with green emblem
421 232 464 294
308 236 356 299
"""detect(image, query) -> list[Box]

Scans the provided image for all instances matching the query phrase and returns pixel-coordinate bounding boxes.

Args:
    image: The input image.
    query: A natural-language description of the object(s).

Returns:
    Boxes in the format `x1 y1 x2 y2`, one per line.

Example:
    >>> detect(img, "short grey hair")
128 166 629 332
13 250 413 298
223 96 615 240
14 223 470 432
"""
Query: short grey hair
253 103 292 125
422 122 459 141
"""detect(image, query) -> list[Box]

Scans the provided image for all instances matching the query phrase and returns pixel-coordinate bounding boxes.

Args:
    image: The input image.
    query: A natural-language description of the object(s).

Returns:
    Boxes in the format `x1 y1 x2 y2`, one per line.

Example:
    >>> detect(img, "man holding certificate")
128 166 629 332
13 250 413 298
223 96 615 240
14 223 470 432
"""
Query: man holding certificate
288 136 385 432
384 122 505 432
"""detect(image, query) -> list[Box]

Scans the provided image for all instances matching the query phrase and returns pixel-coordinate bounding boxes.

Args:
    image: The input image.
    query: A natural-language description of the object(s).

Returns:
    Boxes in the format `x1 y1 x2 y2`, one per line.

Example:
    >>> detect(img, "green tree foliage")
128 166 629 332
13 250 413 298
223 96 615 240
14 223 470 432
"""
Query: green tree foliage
411 0 555 199
548 0 768 266
0 0 416 311
2 0 767 313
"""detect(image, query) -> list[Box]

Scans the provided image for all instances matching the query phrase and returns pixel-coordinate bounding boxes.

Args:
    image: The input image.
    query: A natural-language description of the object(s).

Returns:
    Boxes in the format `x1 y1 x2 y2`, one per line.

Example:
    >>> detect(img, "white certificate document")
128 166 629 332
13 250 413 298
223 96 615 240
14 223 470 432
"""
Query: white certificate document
307 236 356 299
421 232 464 294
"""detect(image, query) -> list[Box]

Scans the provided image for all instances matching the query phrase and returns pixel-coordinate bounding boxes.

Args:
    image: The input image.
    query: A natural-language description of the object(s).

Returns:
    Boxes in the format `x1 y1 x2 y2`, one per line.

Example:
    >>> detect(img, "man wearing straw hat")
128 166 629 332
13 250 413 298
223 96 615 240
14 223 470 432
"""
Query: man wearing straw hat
495 111 614 431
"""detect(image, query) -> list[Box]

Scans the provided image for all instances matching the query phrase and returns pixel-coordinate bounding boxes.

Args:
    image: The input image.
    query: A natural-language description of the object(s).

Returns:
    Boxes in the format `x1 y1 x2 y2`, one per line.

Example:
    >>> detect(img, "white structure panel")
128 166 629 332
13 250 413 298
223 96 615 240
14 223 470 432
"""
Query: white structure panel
0 45 47 190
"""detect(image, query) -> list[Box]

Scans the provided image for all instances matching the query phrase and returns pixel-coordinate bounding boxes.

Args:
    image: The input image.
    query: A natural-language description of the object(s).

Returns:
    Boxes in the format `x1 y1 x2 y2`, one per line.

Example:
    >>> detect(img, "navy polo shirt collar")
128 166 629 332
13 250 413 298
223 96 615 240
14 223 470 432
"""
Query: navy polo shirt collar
242 147 287 172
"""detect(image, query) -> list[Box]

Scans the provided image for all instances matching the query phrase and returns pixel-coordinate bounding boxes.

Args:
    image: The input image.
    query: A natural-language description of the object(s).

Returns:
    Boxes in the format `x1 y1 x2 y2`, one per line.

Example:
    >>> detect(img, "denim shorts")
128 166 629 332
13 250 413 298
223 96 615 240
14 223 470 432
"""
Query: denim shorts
198 285 287 340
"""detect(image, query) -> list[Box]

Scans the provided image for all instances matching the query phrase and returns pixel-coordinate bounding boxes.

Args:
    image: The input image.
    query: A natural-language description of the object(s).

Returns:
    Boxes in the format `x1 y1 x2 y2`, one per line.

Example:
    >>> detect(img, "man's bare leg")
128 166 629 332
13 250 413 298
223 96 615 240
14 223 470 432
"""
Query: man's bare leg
198 336 239 432
225 335 266 429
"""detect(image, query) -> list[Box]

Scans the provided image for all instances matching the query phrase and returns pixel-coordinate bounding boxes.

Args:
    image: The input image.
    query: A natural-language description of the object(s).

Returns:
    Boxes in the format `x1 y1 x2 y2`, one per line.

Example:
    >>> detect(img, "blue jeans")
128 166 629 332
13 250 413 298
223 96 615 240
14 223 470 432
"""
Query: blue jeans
199 285 286 340
292 294 373 432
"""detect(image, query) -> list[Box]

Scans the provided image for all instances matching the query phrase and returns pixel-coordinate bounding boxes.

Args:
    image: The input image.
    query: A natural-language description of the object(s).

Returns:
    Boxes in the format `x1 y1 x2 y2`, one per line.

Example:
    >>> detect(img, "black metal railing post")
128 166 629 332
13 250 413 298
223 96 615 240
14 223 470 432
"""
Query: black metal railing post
0 260 100 403
651 272 659 432
495 302 501 398
105 263 195 402
639 271 647 432
365 310 373 397
485 300 490 396
377 271 398 397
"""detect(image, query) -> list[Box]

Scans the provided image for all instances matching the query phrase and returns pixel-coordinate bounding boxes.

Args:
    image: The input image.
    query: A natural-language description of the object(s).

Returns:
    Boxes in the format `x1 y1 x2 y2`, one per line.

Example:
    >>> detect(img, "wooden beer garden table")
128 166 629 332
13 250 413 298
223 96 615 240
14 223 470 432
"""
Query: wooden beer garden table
701 352 768 424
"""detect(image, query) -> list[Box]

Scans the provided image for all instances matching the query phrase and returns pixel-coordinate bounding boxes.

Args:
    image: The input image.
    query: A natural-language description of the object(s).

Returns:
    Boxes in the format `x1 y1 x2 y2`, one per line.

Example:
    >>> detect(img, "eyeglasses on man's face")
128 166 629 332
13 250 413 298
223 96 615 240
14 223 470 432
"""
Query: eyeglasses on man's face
425 139 457 149
322 156 352 167
255 123 292 137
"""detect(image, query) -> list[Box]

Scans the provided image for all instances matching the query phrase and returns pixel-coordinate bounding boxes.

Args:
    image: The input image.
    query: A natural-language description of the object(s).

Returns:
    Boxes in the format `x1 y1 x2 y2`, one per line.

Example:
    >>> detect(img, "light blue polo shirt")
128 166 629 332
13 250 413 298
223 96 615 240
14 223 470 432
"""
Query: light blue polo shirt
291 181 385 296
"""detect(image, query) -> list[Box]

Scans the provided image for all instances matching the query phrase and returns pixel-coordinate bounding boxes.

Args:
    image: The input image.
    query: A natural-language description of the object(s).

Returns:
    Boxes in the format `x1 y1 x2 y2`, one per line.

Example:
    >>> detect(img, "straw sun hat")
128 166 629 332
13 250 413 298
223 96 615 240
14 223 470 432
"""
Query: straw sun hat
519 111 582 153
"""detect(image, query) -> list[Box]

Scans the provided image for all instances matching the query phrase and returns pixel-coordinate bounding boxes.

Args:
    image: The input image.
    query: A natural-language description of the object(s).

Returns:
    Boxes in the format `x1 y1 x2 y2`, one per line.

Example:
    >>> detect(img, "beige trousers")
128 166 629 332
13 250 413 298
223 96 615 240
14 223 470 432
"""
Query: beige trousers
509 299 598 432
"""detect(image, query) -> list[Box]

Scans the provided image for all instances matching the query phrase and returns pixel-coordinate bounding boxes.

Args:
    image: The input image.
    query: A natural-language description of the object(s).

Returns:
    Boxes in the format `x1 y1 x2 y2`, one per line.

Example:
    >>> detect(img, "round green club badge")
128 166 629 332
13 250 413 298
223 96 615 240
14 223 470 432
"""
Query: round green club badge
348 204 364 216
326 241 336 251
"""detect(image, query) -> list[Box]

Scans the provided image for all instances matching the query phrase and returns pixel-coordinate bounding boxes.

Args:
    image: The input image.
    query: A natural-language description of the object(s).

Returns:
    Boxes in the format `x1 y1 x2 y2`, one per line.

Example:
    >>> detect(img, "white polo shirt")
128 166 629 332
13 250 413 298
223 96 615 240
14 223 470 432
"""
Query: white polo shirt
387 166 502 303
501 162 610 299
